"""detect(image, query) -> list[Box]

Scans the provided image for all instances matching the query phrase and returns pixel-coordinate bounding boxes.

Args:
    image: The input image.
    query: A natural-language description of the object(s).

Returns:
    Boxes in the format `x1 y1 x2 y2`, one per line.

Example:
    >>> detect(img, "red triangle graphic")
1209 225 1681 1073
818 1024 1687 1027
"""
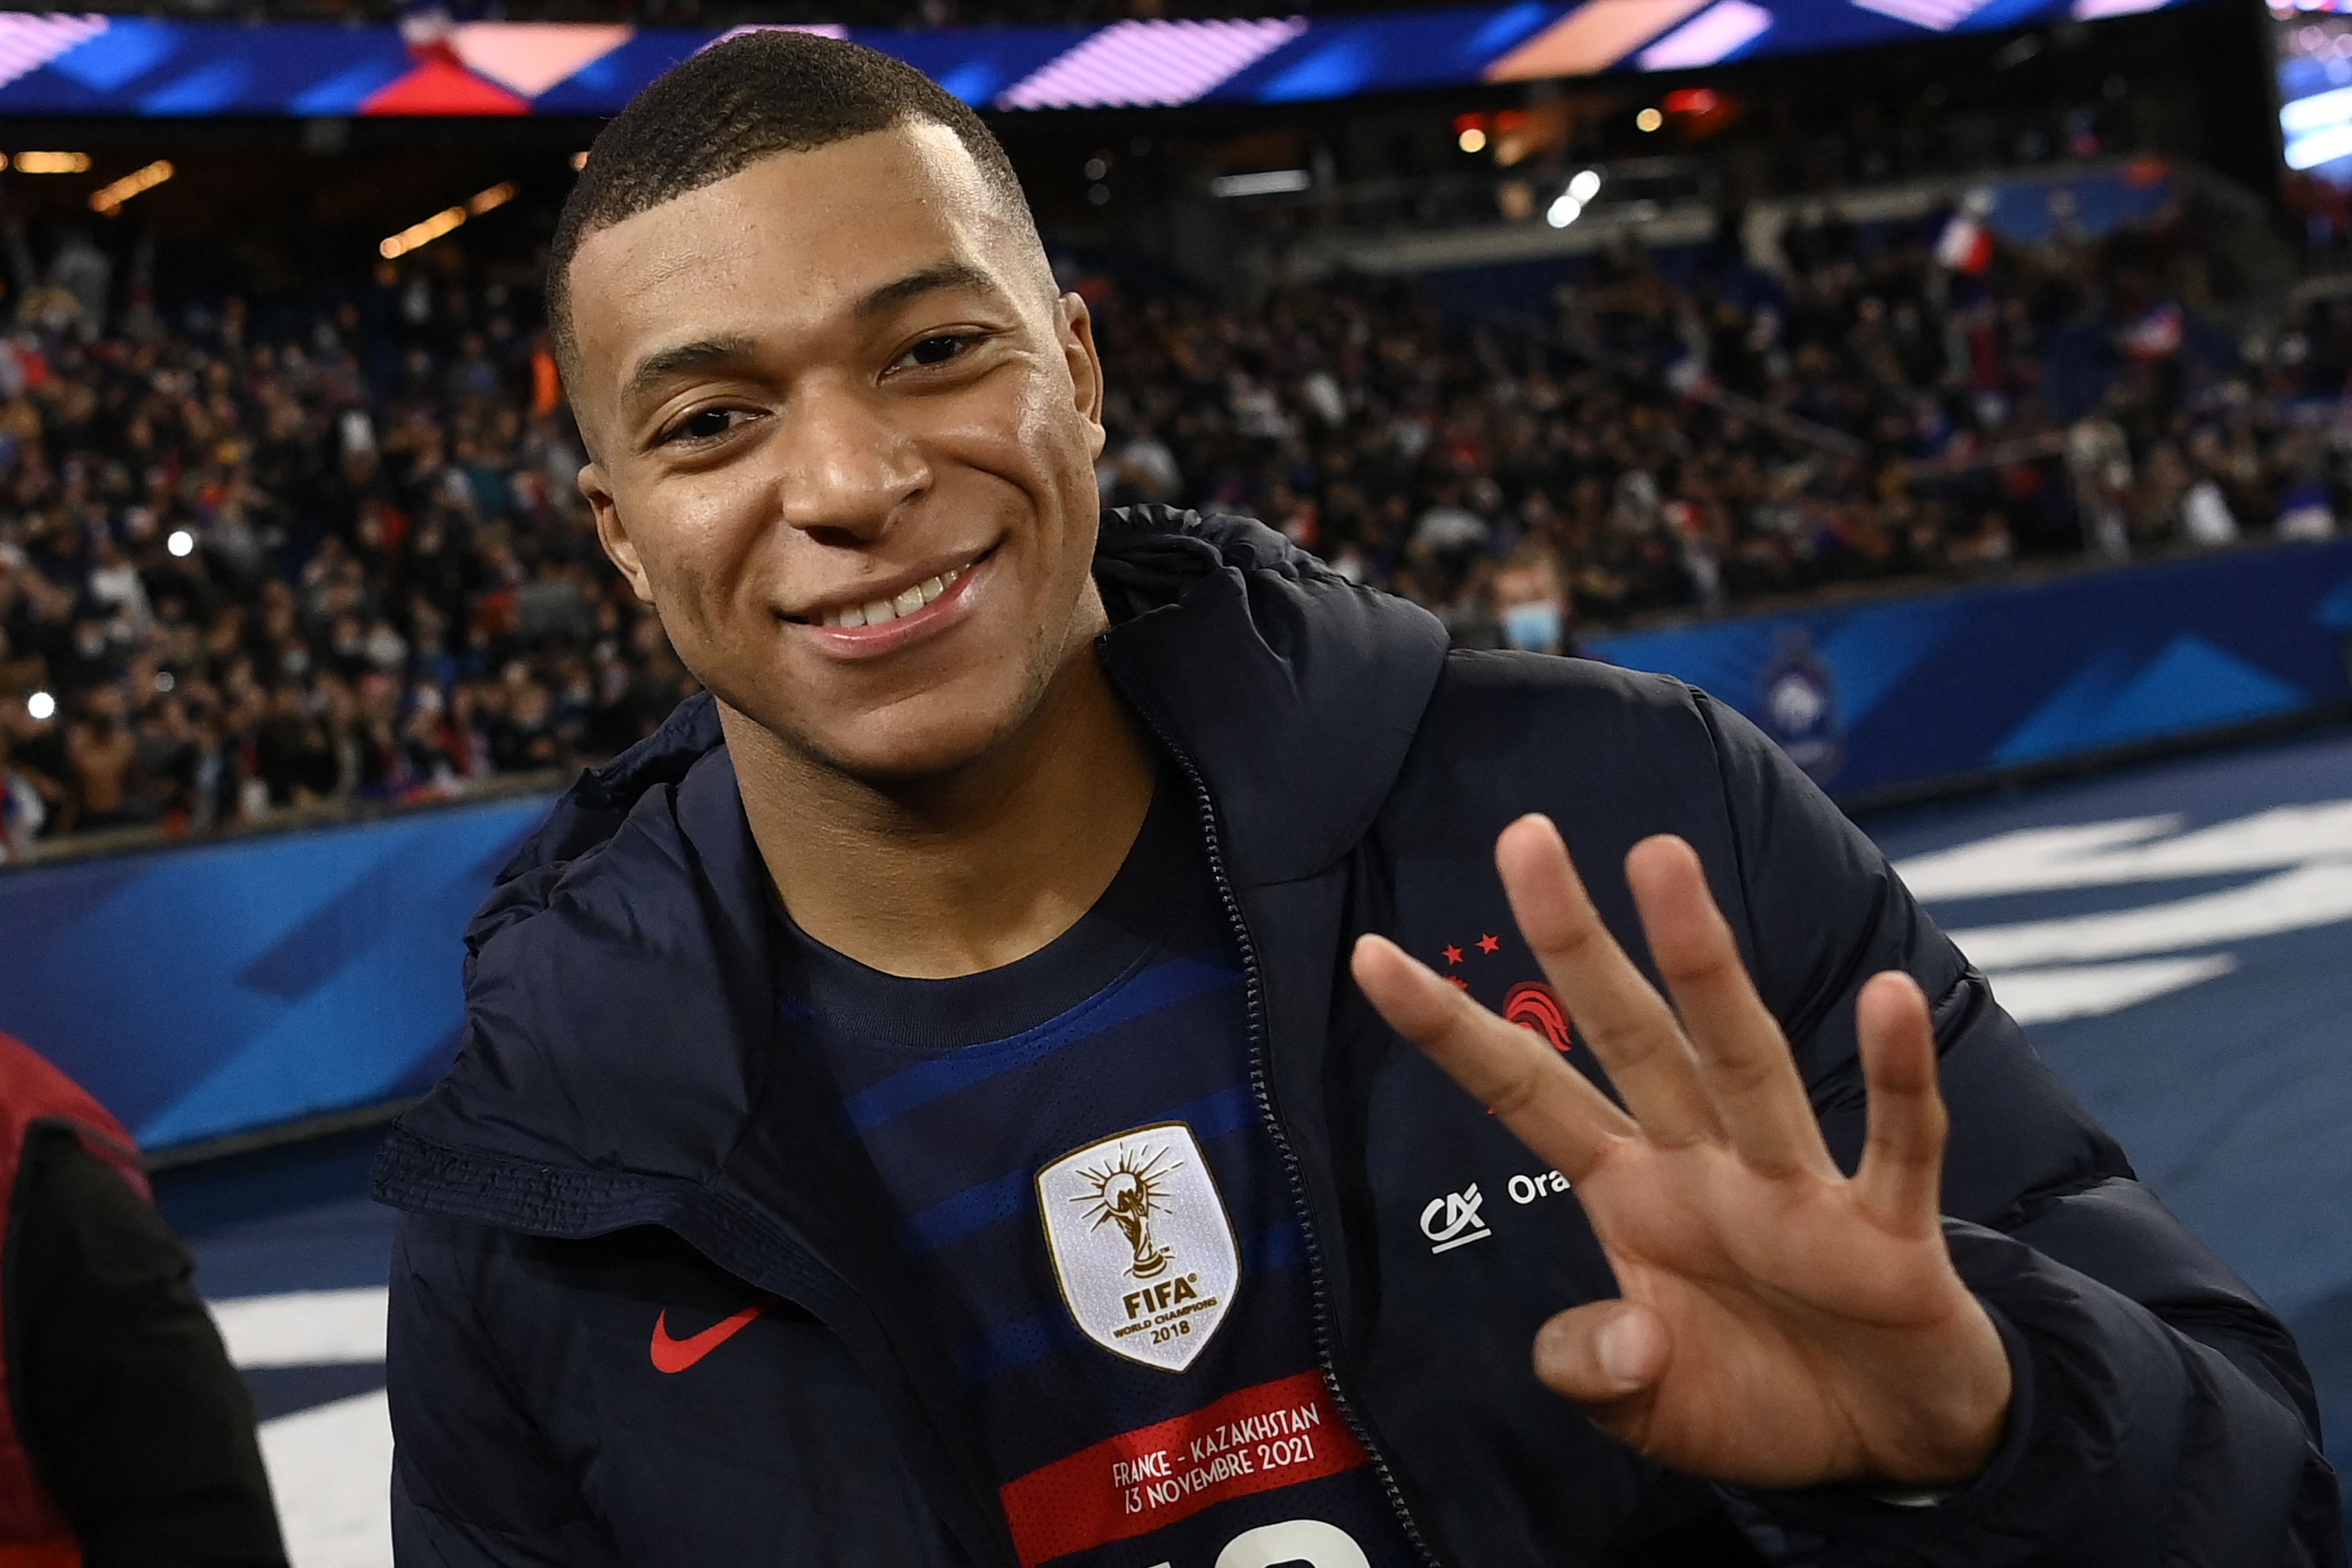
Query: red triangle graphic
362 57 531 117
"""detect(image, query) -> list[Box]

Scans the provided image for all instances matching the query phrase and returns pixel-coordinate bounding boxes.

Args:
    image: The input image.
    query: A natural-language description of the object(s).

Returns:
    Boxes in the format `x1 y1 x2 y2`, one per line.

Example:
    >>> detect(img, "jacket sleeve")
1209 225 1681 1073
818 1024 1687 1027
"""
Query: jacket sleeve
386 1212 621 1568
1690 690 2343 1568
12 1129 287 1568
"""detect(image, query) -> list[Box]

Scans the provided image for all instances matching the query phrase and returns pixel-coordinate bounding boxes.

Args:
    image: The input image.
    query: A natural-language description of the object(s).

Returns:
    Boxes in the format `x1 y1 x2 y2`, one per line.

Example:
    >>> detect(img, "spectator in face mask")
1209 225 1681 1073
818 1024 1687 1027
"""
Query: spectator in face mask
1492 543 1579 657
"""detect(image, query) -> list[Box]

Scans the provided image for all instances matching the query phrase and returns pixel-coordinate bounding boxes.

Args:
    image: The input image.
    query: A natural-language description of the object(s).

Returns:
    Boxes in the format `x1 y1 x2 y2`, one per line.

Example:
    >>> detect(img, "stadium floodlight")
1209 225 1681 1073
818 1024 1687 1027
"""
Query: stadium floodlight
89 160 173 216
167 528 195 558
25 692 54 721
1567 168 1603 203
1209 169 1311 198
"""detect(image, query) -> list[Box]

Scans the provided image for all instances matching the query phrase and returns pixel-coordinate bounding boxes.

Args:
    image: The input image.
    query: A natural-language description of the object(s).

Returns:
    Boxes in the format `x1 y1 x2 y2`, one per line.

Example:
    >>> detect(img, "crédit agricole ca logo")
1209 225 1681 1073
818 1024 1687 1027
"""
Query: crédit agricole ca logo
1037 1122 1239 1372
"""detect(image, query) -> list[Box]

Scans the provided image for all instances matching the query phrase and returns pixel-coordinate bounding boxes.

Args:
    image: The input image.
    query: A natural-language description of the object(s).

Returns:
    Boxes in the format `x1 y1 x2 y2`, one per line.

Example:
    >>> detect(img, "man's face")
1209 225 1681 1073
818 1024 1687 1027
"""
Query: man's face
1493 561 1561 614
566 124 1107 784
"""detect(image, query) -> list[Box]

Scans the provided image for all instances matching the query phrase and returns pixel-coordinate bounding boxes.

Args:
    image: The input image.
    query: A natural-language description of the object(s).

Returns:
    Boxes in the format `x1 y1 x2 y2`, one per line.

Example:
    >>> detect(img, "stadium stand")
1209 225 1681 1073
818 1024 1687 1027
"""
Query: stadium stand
1 177 2341 856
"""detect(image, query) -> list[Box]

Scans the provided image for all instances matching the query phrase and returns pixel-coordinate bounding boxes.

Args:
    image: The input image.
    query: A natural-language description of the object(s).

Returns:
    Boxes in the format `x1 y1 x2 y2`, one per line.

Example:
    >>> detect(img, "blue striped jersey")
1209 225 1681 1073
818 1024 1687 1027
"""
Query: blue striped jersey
774 779 1417 1568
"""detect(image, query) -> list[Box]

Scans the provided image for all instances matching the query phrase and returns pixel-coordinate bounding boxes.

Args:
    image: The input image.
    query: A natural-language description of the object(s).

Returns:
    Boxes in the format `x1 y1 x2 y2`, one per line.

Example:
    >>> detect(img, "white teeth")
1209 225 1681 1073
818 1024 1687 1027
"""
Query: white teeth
819 562 970 629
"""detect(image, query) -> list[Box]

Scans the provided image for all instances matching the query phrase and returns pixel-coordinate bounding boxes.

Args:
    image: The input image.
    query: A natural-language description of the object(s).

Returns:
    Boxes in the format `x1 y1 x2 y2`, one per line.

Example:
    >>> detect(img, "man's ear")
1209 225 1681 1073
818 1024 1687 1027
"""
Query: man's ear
582 463 655 605
1057 291 1108 463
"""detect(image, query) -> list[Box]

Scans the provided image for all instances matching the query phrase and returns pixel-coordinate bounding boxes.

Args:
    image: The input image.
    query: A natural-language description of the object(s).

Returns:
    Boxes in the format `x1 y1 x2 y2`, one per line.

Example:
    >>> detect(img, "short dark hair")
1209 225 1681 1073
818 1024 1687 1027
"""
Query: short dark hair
546 30 1035 375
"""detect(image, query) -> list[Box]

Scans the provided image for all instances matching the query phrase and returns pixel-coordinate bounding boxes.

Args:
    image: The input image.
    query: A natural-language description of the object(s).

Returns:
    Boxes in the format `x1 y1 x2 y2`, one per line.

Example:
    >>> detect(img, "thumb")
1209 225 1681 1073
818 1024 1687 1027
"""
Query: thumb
1534 1300 1669 1413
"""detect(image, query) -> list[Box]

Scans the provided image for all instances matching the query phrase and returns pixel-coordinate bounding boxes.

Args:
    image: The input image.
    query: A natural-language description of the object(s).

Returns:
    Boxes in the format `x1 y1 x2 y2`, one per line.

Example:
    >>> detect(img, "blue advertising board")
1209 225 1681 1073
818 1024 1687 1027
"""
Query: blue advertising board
0 0 2213 121
0 795 549 1152
1588 538 2352 800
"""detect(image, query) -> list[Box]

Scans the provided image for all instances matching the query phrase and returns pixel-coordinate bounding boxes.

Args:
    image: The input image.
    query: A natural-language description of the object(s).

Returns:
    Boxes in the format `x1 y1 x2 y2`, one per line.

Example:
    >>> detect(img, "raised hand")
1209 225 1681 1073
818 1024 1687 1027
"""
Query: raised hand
1350 818 2011 1491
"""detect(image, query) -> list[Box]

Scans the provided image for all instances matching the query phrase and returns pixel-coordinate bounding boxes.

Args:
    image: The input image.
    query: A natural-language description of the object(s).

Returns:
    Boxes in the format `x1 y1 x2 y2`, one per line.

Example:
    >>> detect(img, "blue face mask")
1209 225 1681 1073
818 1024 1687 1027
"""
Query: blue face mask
1502 601 1563 653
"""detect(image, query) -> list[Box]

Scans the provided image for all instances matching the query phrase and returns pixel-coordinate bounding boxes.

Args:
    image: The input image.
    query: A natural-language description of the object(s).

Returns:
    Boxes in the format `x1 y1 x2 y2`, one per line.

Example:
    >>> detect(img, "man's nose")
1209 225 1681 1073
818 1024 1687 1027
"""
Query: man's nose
774 382 929 542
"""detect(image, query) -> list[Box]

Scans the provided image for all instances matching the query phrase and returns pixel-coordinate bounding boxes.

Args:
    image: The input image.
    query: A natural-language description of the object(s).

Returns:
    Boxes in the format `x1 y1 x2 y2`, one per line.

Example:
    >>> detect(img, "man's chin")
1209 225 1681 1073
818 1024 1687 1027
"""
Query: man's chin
721 692 1032 794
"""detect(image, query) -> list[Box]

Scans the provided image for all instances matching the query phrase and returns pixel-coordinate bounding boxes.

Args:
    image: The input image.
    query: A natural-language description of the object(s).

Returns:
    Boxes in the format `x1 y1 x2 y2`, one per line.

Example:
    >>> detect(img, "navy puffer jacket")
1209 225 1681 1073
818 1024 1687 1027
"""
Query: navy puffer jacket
374 506 2342 1567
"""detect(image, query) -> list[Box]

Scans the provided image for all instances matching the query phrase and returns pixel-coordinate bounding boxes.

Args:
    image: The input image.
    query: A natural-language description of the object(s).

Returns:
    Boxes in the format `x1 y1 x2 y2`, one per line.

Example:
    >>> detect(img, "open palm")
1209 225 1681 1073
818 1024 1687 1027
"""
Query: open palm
1351 819 2012 1490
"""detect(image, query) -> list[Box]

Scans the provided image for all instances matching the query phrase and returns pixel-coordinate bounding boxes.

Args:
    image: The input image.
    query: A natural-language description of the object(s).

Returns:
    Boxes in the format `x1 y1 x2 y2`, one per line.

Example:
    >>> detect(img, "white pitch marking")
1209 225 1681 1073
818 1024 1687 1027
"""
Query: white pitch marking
1984 954 2239 1024
211 1287 389 1369
1895 800 2352 901
1947 861 2352 971
259 1389 392 1568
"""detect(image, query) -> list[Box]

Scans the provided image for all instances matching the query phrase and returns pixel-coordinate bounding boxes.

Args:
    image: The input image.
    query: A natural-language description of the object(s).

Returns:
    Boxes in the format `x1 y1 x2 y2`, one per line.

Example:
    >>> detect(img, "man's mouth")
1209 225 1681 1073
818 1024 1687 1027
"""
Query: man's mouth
814 561 971 629
784 547 994 657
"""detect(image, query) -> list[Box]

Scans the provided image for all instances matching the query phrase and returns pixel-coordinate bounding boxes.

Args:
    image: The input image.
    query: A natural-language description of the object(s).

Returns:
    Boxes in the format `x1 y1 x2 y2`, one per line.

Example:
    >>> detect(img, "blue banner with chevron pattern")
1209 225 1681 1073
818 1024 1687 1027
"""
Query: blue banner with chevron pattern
1590 538 2352 800
0 795 551 1152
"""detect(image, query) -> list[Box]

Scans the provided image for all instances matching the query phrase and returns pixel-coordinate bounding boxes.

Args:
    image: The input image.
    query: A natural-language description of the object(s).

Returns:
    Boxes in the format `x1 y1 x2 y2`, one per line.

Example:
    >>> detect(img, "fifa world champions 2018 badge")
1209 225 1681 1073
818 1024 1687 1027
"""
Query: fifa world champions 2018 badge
1037 1122 1240 1372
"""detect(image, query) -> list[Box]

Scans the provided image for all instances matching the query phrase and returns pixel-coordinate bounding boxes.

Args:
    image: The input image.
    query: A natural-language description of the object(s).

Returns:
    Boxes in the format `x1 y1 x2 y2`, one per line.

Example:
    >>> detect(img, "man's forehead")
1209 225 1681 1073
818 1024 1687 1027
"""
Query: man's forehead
566 124 1015 353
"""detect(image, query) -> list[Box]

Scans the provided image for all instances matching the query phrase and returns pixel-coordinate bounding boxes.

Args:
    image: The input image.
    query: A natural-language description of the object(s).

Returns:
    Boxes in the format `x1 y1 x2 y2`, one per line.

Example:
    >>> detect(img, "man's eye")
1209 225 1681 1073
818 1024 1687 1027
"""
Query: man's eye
899 334 981 370
664 408 752 444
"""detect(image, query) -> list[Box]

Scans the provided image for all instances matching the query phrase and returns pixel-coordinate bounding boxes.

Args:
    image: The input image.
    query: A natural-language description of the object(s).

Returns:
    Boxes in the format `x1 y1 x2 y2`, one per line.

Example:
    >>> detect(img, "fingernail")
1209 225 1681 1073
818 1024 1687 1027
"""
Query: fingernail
1596 1315 1645 1388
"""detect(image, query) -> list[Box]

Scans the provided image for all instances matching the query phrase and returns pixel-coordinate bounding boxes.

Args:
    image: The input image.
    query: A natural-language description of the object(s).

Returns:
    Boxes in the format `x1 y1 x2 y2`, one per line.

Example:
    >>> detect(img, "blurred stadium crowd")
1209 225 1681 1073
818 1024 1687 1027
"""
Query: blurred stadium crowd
3 193 2346 854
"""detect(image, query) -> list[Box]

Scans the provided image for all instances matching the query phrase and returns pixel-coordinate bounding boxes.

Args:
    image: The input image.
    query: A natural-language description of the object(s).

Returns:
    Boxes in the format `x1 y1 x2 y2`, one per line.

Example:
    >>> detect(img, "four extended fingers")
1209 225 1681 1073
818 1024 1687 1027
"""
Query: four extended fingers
1623 836 1838 1180
1365 816 1950 1217
1494 817 1723 1148
1349 934 1634 1182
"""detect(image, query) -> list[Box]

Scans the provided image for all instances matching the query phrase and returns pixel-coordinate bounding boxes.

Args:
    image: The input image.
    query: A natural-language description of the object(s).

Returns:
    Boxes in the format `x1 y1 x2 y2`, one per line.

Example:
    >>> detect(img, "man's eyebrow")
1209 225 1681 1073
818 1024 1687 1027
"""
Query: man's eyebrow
622 335 762 405
855 259 1001 320
617 264 1000 404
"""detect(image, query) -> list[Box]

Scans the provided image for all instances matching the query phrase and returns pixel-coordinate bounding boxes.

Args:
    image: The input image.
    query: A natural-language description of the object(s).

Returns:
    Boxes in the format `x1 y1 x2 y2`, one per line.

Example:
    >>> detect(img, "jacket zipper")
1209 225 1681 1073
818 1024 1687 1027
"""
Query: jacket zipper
1119 689 1447 1568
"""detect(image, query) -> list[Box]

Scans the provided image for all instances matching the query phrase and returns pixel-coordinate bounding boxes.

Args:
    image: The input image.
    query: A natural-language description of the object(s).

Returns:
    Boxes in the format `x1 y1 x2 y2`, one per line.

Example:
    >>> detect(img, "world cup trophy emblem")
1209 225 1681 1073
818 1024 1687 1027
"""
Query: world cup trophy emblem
1037 1122 1240 1371
1075 1146 1178 1278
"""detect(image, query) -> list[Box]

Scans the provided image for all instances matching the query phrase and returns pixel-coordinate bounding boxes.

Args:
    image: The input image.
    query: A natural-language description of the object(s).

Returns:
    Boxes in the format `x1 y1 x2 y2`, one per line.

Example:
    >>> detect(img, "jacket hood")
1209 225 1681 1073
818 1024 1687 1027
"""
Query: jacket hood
382 506 1446 1209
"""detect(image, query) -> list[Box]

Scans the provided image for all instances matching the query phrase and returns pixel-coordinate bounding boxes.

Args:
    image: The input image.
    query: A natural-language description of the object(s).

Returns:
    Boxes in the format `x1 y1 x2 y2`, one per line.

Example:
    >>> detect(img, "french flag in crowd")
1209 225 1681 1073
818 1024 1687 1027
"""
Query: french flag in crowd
2118 301 2184 359
1936 211 1994 274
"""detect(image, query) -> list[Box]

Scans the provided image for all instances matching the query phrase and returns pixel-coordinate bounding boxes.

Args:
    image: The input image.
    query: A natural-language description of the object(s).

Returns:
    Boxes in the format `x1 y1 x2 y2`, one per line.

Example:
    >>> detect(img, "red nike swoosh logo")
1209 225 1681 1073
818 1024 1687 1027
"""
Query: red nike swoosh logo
650 1298 773 1374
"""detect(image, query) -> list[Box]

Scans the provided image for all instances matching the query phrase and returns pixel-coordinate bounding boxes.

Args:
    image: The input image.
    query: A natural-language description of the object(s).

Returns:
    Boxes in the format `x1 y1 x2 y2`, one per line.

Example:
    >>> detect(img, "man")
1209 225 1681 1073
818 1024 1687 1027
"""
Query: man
0 1030 286 1567
373 32 2340 1568
1490 543 1577 656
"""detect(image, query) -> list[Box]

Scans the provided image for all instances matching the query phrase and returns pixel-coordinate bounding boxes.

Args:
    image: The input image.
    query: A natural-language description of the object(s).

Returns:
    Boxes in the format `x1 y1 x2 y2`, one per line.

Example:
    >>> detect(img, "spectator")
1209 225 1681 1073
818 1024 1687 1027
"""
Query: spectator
0 1029 287 1565
1491 542 1579 656
63 686 138 832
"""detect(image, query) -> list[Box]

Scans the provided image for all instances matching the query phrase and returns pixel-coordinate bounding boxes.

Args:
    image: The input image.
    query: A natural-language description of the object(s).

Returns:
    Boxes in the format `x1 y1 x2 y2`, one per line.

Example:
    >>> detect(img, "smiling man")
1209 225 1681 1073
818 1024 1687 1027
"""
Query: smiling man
372 33 2341 1568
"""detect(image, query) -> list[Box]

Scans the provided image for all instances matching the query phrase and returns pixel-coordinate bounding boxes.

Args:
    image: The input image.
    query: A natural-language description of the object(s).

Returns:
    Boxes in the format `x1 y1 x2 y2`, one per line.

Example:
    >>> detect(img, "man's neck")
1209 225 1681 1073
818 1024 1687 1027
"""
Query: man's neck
724 651 1159 980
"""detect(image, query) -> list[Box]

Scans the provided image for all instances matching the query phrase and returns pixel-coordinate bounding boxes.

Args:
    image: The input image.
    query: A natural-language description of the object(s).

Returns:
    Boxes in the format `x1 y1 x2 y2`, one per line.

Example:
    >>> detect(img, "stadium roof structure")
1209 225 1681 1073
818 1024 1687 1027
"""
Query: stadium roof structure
0 0 2204 119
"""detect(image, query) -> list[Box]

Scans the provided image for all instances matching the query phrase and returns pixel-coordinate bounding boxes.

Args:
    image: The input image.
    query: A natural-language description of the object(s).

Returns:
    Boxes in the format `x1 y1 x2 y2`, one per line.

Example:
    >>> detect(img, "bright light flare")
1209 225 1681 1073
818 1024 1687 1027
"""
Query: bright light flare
166 528 194 558
25 691 55 721
380 183 518 259
90 159 173 215
13 151 90 174
1636 107 1664 132
1459 127 1488 153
